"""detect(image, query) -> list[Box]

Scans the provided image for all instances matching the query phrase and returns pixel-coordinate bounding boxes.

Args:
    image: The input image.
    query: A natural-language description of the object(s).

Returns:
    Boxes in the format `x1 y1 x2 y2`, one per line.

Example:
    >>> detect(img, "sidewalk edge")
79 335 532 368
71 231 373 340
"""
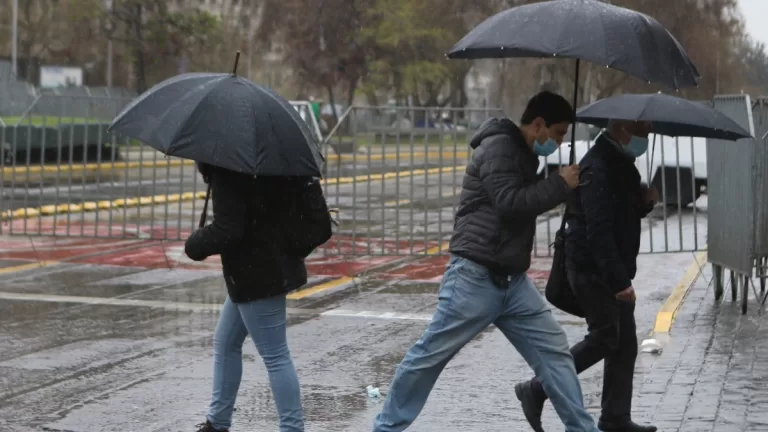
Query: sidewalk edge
652 249 708 334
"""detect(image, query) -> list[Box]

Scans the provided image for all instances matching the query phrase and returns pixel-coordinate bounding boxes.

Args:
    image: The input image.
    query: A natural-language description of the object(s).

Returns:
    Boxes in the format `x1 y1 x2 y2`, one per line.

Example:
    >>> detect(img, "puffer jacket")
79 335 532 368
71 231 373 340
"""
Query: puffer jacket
184 167 308 303
449 118 570 275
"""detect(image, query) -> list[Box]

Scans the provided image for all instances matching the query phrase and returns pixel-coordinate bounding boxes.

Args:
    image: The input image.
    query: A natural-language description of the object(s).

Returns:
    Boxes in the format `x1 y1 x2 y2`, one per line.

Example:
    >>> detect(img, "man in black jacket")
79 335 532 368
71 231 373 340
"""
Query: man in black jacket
373 92 600 432
515 120 659 432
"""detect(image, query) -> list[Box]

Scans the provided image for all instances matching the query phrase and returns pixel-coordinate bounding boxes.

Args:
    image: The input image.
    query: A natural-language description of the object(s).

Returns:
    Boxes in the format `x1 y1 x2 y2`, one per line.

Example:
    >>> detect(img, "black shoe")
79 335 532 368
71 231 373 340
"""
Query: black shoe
195 420 228 432
515 381 546 432
597 419 657 432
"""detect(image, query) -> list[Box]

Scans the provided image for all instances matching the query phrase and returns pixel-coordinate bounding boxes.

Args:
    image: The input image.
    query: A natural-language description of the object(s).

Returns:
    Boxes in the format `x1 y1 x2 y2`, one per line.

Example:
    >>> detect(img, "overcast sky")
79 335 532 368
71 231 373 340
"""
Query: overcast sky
739 0 768 46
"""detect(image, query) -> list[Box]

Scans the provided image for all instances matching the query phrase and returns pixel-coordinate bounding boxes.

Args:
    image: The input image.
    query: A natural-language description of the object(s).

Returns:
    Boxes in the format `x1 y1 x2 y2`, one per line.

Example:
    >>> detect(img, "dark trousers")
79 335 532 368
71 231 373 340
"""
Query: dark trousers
532 269 638 423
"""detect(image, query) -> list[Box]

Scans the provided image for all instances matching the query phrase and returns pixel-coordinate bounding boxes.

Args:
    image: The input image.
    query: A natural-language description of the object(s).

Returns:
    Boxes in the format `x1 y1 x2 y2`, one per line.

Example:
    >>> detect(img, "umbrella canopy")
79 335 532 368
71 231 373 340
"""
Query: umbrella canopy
109 73 324 178
576 93 752 141
447 0 700 90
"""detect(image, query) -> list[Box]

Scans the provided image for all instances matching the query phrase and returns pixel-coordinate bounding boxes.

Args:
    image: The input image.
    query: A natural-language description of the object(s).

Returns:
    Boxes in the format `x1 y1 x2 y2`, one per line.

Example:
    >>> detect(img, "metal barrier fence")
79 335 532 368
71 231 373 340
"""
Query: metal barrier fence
1 100 708 258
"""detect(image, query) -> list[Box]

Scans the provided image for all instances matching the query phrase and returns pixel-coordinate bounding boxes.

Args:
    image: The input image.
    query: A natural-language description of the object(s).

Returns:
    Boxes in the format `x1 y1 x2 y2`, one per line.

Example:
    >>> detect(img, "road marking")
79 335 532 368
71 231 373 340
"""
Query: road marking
384 190 460 207
652 249 708 334
1 159 194 176
1 165 465 221
0 261 57 274
286 276 356 300
423 241 450 256
2 150 471 176
320 308 433 321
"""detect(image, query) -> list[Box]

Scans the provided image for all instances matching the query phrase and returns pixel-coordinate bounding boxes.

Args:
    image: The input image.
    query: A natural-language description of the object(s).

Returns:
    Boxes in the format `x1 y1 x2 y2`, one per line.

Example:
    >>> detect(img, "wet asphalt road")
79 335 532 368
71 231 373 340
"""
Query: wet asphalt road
0 251 696 432
1 149 464 213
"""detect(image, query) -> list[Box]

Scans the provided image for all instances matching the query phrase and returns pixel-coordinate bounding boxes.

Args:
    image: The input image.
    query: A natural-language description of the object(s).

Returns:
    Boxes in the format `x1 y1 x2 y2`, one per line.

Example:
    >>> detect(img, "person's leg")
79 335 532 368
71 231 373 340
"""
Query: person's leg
600 301 637 421
495 274 598 432
597 302 657 432
373 256 501 432
238 295 304 432
207 297 250 431
518 272 619 430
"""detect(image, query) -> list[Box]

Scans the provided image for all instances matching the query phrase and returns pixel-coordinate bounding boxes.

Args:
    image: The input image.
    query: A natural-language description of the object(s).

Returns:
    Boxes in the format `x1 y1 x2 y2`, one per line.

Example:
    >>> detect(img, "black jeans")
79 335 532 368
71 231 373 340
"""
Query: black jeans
532 270 637 423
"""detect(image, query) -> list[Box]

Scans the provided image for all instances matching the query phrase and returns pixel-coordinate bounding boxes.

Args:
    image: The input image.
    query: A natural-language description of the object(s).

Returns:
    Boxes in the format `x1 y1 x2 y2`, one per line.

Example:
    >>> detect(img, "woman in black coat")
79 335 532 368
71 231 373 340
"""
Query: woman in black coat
187 163 308 432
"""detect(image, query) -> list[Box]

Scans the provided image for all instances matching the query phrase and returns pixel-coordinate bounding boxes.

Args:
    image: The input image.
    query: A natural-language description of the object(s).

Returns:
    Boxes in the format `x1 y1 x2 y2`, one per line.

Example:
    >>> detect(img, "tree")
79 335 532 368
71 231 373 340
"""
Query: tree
360 0 497 109
259 0 370 120
69 0 221 93
738 37 768 96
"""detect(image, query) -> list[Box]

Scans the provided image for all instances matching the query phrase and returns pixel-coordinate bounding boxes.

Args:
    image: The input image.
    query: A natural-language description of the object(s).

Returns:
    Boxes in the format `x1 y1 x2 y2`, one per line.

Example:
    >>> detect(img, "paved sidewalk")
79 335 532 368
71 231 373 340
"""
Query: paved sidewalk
628 264 768 432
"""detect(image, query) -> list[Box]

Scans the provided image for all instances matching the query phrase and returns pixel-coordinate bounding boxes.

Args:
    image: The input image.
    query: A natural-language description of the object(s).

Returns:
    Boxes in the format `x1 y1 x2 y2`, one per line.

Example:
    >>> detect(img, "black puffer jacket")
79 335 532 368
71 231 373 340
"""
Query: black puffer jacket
564 135 654 293
449 118 570 275
184 167 308 303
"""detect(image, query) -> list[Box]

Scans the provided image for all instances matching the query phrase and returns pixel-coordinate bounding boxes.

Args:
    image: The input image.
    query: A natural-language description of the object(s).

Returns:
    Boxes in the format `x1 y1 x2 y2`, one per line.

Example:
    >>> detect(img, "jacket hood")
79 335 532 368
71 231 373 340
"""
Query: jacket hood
469 117 524 149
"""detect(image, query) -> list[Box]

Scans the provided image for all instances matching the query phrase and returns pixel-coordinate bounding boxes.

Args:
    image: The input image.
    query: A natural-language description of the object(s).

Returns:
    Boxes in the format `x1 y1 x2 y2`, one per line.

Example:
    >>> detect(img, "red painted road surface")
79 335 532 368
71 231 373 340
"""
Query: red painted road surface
0 220 550 283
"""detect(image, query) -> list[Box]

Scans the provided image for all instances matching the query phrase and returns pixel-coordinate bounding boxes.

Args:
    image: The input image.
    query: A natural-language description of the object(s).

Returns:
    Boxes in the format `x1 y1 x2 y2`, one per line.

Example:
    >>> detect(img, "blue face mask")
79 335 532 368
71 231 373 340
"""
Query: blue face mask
533 138 558 157
627 136 649 157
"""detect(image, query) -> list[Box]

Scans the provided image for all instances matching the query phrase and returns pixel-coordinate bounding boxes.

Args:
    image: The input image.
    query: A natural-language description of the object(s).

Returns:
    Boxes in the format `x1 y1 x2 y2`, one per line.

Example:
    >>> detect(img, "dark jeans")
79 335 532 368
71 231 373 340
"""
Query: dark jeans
532 269 637 423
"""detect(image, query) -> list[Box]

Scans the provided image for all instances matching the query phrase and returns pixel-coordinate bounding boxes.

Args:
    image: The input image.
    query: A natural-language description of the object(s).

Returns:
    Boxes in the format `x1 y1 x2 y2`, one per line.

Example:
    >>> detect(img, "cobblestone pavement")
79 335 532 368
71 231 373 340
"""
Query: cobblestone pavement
623 264 768 432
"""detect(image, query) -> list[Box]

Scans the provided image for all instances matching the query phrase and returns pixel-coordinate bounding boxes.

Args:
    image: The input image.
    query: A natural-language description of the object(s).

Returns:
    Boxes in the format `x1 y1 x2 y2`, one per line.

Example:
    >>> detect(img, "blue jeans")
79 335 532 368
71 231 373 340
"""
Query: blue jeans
373 256 598 432
207 295 304 432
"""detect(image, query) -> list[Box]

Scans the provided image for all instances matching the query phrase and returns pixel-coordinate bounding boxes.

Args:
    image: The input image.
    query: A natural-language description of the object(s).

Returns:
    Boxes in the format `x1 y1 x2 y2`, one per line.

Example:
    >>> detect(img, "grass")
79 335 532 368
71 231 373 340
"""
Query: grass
0 116 108 126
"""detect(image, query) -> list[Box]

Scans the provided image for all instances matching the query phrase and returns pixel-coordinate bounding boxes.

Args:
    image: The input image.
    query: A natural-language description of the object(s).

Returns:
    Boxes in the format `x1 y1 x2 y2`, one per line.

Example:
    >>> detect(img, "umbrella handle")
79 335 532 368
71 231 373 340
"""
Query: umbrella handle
198 183 212 229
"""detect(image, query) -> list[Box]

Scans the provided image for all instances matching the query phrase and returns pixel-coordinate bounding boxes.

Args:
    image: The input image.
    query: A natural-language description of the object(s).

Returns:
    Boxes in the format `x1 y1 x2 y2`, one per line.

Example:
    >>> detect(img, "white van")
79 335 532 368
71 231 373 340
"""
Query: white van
537 133 708 207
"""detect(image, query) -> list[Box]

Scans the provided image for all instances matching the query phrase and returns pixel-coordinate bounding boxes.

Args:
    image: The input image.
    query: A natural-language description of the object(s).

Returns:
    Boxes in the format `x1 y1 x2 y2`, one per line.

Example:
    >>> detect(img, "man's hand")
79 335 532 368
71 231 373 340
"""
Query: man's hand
642 185 659 206
616 286 636 303
558 164 580 190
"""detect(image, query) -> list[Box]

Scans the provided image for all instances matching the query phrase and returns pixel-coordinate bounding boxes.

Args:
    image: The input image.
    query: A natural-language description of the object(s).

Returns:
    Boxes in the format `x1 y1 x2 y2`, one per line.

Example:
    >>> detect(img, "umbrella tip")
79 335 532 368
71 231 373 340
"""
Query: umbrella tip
232 51 241 76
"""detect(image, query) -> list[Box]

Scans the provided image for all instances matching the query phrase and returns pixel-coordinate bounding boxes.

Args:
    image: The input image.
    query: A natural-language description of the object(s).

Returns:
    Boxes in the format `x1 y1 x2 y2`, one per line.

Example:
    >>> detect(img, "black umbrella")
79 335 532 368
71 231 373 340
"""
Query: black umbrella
108 53 325 228
109 63 323 179
447 0 700 91
576 93 752 141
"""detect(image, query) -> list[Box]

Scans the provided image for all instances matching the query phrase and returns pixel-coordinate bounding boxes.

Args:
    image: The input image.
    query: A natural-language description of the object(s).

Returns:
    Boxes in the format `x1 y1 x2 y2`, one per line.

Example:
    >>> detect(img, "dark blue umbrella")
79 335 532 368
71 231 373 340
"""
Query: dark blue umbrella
108 71 324 178
576 93 752 141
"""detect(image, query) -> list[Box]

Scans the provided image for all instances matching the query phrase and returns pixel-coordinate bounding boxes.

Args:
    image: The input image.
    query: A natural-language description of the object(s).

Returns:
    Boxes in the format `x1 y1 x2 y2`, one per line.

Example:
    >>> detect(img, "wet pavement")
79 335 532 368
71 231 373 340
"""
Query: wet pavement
628 264 768 432
0 227 707 432
0 150 467 213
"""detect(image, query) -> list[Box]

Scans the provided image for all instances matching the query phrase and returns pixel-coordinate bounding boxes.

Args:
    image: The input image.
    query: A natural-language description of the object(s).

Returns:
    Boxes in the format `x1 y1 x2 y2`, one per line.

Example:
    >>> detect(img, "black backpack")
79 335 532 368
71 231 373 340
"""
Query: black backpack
281 177 335 258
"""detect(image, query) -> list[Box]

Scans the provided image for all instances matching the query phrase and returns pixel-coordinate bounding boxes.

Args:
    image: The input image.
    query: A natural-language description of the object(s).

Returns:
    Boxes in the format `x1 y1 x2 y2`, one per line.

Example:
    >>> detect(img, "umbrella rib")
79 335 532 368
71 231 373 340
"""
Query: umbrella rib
164 76 228 157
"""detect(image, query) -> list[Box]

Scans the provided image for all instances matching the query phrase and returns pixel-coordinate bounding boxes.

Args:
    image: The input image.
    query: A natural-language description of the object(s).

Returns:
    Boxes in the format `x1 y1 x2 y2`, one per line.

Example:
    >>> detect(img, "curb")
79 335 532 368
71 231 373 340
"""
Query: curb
2 159 194 176
1 166 463 222
652 249 708 335
2 151 471 176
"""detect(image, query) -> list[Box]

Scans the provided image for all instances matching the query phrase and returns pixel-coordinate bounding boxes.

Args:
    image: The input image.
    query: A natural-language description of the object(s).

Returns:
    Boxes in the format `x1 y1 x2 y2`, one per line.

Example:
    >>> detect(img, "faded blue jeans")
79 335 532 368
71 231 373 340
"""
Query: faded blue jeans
373 256 598 432
207 295 304 432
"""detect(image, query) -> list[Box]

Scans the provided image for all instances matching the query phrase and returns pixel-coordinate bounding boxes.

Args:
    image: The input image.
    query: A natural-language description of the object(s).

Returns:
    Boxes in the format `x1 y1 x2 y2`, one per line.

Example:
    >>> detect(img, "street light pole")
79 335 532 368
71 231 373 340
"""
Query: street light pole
11 0 18 78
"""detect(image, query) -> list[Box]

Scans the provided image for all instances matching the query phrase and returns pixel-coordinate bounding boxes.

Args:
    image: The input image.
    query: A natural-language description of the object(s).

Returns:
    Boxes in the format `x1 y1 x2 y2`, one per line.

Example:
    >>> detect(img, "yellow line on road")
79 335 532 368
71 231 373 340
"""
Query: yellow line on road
2 159 194 176
652 249 708 334
0 261 57 274
286 276 356 300
1 165 464 221
2 150 470 176
423 242 451 256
